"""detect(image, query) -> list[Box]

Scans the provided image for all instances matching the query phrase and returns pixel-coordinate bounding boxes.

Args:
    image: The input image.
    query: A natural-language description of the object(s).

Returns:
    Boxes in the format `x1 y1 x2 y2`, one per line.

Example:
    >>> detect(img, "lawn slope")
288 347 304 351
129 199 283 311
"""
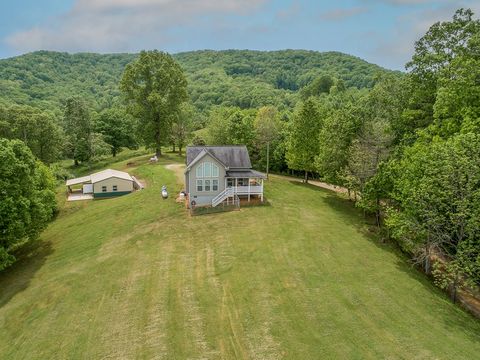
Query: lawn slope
0 155 479 359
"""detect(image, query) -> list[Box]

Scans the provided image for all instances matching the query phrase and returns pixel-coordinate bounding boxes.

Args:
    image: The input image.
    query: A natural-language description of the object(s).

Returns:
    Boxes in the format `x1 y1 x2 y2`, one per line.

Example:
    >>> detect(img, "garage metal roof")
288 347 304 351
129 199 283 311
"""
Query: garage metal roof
90 169 133 183
66 169 133 186
65 175 91 186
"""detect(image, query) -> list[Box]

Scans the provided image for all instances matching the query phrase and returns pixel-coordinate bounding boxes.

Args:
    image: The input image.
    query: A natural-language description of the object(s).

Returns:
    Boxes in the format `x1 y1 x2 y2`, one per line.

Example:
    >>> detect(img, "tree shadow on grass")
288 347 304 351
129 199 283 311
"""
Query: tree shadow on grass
0 240 53 309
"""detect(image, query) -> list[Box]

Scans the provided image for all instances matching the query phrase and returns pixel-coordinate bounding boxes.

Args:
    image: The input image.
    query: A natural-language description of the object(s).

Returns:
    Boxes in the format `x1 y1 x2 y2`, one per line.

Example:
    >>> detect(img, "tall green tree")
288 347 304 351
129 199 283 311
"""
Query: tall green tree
255 106 281 179
315 90 365 186
206 107 235 145
95 107 137 157
344 76 402 208
171 103 194 156
206 106 256 149
0 104 63 164
385 134 480 289
286 98 323 182
0 139 56 270
120 50 188 156
63 97 92 165
344 118 393 207
405 8 480 137
432 33 480 137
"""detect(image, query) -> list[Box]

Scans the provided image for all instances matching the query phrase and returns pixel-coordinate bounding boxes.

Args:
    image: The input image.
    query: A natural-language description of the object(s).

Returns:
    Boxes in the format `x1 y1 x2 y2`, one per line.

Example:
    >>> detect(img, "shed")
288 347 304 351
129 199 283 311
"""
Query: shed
66 169 135 200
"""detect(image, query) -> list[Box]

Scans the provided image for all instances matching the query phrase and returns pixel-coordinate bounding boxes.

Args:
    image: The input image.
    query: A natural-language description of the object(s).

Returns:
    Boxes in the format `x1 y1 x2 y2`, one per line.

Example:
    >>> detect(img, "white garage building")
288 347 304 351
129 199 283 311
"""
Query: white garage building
66 169 141 201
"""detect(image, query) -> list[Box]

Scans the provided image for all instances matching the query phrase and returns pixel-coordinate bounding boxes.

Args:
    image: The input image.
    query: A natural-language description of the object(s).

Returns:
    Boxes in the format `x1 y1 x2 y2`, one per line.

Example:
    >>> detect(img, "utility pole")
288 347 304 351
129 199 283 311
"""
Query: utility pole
266 142 270 180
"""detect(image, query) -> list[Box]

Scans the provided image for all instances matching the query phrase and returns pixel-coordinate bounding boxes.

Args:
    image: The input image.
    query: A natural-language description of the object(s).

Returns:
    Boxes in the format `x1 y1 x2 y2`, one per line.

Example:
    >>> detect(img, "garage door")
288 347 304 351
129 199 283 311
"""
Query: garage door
83 184 93 194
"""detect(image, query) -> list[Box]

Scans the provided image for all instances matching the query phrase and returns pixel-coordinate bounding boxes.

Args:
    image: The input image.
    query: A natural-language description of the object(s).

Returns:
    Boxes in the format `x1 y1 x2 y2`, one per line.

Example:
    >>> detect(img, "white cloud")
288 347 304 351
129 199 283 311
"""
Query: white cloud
5 0 268 53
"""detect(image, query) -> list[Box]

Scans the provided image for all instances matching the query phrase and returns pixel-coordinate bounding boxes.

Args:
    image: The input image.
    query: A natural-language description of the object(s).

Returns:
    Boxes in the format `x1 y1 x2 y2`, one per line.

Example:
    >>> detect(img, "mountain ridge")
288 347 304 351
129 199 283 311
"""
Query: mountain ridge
0 49 401 114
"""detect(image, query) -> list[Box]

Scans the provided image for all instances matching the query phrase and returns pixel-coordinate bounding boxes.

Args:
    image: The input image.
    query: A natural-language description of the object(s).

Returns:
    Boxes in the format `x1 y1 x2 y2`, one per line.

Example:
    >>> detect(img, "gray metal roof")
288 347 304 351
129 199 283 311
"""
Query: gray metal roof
186 146 252 168
226 169 267 179
65 169 133 186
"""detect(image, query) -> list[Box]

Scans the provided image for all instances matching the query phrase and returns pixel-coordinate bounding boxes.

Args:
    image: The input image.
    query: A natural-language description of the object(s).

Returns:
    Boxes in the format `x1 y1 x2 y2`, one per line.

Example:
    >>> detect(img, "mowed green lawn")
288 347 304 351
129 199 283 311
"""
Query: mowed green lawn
1 154 479 359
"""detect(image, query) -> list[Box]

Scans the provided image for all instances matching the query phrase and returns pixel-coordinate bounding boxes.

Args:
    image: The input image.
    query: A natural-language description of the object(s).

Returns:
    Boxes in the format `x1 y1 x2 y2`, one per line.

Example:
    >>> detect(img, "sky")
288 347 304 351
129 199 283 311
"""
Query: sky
0 0 479 70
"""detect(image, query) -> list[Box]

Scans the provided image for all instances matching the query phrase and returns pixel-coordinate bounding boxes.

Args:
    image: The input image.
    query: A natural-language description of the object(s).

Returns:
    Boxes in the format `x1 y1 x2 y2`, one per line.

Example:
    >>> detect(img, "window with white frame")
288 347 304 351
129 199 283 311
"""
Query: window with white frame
195 161 219 192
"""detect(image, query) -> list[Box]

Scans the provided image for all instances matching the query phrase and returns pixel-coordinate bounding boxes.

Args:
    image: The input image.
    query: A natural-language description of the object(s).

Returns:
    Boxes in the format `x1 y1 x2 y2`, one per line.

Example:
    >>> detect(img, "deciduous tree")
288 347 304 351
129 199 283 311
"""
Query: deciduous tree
0 139 56 270
171 103 194 156
286 98 323 182
63 97 92 165
95 107 137 157
120 50 188 156
254 106 281 178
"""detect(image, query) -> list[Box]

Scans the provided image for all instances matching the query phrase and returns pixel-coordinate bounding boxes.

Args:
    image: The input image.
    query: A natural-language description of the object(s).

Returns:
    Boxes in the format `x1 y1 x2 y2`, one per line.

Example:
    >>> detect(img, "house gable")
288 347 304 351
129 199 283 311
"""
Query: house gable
185 152 226 202
186 148 227 172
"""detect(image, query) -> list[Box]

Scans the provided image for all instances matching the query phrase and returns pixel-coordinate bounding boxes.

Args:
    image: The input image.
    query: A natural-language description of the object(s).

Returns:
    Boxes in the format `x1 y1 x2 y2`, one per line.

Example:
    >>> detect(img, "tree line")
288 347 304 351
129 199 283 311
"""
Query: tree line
281 9 479 300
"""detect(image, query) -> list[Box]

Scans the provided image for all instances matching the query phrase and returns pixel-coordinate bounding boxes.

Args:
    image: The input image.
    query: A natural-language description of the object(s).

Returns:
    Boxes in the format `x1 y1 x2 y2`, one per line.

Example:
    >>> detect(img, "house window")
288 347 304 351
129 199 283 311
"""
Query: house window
204 162 211 177
237 178 248 186
102 186 107 192
195 161 220 192
196 164 203 178
196 162 219 179
227 178 234 187
113 185 118 191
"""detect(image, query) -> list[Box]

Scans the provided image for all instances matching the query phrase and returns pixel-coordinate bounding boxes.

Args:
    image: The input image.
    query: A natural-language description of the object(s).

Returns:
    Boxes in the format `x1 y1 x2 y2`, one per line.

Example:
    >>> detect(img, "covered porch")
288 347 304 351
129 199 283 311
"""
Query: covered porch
225 169 266 202
65 175 93 202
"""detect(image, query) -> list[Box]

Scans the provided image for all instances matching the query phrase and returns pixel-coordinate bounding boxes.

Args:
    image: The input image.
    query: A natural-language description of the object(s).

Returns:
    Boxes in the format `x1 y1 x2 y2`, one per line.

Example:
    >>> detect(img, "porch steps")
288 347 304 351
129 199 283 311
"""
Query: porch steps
211 187 235 207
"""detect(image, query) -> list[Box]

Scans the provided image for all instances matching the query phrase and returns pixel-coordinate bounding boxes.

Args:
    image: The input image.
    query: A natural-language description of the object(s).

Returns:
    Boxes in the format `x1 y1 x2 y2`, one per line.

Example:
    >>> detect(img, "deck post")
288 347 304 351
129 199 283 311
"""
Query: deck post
248 178 251 202
261 179 264 202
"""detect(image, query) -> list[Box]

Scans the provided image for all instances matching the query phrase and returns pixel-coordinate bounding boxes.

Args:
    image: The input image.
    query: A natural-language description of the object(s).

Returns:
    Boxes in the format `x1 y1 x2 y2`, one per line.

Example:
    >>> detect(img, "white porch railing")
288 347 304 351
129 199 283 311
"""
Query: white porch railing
212 185 264 207
230 185 263 195
212 187 234 207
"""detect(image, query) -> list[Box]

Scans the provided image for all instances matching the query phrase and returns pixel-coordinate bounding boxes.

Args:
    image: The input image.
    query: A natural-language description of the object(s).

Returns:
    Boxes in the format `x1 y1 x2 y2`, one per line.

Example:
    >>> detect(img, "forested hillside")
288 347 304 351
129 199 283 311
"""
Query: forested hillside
0 50 396 115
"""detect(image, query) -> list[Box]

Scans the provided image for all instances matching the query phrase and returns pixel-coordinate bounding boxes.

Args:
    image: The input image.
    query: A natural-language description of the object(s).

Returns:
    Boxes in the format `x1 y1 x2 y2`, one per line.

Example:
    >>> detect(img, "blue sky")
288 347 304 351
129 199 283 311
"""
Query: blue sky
1 0 479 70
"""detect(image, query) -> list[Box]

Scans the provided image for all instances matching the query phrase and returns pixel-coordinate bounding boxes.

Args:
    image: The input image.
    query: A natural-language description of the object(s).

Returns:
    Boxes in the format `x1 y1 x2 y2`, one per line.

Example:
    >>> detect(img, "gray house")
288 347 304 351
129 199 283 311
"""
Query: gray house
184 145 266 208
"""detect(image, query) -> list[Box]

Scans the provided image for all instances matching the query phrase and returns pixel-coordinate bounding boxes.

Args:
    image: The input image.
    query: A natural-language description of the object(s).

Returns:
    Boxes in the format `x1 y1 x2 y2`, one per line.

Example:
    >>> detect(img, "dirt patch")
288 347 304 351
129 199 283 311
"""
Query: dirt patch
165 164 185 187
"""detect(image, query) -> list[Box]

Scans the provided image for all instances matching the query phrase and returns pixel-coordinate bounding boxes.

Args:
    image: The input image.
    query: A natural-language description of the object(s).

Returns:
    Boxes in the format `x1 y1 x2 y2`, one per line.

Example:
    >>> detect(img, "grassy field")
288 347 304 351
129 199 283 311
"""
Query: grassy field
1 154 479 359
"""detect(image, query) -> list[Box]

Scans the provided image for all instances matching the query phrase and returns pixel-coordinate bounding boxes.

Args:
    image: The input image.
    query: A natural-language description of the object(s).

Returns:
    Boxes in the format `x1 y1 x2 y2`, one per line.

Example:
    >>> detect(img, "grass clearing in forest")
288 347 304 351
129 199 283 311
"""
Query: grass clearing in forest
0 153 479 359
